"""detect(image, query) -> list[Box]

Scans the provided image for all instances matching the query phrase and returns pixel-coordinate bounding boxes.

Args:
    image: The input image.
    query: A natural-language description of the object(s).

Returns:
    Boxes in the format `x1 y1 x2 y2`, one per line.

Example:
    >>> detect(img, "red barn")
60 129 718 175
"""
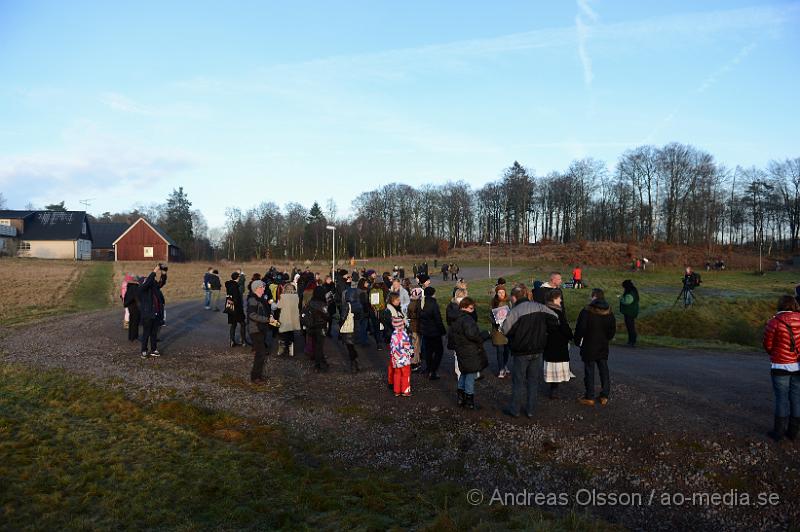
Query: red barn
112 217 183 262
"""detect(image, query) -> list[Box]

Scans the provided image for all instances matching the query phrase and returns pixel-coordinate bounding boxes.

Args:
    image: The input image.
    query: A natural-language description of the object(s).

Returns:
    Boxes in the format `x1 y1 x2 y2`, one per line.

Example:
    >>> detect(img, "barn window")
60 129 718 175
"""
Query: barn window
0 219 10 226
18 241 31 250
143 246 154 258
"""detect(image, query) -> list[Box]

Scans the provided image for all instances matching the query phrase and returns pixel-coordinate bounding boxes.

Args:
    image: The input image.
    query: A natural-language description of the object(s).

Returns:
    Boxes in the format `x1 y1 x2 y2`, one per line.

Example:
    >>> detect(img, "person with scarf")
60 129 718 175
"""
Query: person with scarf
389 316 413 397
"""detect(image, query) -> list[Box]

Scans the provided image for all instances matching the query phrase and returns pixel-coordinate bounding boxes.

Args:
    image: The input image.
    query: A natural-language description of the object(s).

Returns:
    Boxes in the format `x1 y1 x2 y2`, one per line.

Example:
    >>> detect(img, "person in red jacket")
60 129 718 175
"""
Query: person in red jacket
763 295 800 441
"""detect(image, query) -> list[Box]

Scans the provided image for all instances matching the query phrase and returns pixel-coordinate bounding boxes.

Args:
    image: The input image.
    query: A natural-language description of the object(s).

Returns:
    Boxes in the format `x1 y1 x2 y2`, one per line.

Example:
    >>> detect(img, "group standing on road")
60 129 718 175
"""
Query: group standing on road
116 260 800 443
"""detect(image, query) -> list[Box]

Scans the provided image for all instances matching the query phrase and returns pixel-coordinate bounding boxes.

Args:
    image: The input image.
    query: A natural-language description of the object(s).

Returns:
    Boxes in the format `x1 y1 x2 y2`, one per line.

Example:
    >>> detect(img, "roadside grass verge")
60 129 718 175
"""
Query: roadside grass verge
0 363 614 530
441 267 788 351
0 262 114 327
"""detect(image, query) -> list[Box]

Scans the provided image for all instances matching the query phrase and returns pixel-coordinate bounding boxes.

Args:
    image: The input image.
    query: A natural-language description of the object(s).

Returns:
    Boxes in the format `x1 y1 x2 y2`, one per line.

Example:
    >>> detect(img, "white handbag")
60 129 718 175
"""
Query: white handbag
340 304 355 334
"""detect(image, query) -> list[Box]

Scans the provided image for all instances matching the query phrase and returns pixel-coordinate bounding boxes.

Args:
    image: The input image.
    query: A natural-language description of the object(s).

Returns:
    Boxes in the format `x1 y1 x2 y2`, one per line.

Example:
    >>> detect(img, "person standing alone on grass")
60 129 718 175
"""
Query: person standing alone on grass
762 295 800 441
450 297 490 409
543 289 574 399
137 264 167 359
619 280 639 347
572 265 583 289
575 289 616 406
500 284 558 418
247 281 271 384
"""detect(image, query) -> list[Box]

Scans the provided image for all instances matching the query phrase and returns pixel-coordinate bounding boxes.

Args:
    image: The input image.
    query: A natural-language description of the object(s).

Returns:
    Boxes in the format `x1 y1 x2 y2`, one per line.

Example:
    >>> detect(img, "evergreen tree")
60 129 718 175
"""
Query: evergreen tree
160 187 194 255
45 201 67 211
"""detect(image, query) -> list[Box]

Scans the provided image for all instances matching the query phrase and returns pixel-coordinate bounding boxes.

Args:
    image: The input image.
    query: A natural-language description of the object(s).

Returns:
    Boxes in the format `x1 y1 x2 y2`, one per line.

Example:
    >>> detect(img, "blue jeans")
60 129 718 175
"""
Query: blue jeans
356 317 369 345
458 372 477 395
509 354 541 416
772 372 800 417
495 344 510 372
584 360 610 399
203 289 211 308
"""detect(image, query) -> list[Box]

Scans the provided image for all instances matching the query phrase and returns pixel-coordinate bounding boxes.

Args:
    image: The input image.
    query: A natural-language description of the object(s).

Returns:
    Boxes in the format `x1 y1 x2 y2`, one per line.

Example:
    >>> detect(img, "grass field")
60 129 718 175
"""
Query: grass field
437 266 795 351
0 259 113 326
0 363 612 531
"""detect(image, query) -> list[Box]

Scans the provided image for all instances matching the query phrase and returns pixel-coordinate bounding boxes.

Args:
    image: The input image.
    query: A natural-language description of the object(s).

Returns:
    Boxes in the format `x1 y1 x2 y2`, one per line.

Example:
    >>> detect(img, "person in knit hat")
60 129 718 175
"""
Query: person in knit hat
407 287 424 371
389 315 413 397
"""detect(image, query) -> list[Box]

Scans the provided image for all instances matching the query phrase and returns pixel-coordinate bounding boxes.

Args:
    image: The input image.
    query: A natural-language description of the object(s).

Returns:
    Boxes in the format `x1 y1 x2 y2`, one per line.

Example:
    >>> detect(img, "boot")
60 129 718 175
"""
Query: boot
465 394 479 410
769 416 789 441
788 417 800 440
457 389 466 407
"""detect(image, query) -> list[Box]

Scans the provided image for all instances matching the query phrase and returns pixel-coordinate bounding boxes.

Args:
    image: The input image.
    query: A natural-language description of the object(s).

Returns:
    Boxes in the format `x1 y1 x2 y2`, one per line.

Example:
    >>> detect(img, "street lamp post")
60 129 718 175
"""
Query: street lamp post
326 225 336 281
486 241 492 280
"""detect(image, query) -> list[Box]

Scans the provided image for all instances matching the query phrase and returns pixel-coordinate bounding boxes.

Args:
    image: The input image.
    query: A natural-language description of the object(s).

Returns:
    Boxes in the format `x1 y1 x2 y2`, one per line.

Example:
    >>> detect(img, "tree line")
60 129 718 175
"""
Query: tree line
14 142 798 262
218 143 799 261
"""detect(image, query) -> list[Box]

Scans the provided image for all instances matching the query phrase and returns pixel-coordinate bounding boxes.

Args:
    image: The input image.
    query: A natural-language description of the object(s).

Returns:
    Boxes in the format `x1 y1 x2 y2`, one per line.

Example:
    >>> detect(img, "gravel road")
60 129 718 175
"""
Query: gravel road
1 296 797 531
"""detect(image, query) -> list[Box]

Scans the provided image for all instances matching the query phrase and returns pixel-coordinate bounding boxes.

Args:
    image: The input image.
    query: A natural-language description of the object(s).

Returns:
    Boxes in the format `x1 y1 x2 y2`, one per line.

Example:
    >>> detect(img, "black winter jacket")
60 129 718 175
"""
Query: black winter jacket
419 297 446 337
449 312 490 374
543 305 573 362
137 272 167 322
500 298 558 356
225 280 245 323
574 299 616 361
247 294 271 335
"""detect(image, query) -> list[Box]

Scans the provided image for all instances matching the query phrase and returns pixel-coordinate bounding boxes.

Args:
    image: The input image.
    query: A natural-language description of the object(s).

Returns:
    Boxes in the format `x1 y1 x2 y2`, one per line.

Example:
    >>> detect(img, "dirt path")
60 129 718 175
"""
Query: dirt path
1 301 797 531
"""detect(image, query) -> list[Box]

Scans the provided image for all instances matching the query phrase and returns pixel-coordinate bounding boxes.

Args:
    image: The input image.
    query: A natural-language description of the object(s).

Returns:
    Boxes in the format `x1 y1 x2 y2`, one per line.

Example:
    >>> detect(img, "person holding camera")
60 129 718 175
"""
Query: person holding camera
247 280 271 384
137 263 167 358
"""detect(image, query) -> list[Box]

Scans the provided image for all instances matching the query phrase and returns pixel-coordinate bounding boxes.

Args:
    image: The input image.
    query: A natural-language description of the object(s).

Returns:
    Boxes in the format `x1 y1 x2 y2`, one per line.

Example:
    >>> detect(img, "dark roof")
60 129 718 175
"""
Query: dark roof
150 222 179 247
0 210 35 219
91 222 129 248
21 211 93 241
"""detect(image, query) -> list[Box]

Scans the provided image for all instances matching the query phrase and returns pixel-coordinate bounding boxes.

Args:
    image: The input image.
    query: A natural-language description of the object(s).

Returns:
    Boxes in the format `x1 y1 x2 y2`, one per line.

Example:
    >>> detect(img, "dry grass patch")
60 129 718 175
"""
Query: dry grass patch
0 258 92 324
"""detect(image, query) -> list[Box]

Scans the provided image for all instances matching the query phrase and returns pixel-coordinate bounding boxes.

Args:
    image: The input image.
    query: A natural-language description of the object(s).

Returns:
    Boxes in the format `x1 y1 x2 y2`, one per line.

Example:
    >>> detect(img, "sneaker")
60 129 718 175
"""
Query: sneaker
402 392 413 397
502 407 520 418
579 398 596 406
598 397 609 406
251 378 266 385
140 351 148 359
150 350 161 357
394 393 401 397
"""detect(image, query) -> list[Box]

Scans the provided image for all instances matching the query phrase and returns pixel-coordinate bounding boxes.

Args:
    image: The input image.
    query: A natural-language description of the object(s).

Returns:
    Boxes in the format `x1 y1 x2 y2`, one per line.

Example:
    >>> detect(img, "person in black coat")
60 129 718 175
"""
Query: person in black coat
307 286 330 372
123 277 141 343
574 288 616 406
419 286 447 380
449 297 490 409
136 264 167 358
247 281 272 384
543 289 574 399
225 272 247 347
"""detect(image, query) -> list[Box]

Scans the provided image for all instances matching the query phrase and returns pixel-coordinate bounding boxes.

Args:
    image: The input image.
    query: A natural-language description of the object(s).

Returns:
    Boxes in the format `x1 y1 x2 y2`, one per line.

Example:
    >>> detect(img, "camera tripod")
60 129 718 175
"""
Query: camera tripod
674 284 697 309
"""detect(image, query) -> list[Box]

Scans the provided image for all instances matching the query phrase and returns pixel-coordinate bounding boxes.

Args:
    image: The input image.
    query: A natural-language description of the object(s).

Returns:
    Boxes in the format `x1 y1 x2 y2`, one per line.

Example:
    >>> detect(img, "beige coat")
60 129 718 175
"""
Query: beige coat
278 293 301 332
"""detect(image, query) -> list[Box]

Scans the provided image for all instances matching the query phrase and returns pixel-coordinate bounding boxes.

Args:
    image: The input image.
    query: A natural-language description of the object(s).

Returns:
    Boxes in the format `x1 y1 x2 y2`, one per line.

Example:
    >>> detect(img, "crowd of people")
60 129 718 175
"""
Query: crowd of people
173 265 644 417
117 259 800 441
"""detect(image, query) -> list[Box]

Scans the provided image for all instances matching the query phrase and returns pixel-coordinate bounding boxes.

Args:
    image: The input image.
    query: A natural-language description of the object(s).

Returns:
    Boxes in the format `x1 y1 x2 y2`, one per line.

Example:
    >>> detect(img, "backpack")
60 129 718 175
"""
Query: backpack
369 288 385 312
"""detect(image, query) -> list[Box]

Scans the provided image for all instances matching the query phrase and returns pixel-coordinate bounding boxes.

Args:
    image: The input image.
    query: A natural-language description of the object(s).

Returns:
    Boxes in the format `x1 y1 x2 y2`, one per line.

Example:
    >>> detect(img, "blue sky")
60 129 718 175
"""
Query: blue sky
1 0 798 229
